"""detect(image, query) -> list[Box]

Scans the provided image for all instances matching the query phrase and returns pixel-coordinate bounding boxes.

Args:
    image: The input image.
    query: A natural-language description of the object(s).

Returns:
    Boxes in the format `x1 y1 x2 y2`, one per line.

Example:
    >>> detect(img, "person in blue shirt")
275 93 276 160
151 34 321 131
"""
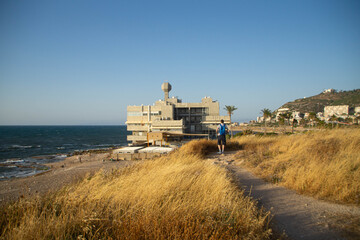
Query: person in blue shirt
216 119 229 154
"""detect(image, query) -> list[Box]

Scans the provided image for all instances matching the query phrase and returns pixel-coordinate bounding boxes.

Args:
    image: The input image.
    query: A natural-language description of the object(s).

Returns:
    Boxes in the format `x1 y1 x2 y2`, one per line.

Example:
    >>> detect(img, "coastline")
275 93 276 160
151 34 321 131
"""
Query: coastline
0 150 133 205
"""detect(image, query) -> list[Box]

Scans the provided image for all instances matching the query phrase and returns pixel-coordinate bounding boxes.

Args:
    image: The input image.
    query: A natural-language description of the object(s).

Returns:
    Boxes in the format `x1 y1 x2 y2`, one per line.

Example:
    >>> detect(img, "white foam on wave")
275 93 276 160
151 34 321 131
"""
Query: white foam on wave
10 145 33 149
5 159 24 163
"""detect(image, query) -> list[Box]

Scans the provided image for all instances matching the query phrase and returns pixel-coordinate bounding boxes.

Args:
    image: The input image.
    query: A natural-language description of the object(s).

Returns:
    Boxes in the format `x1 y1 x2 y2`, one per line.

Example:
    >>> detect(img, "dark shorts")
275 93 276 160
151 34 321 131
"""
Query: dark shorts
217 134 226 146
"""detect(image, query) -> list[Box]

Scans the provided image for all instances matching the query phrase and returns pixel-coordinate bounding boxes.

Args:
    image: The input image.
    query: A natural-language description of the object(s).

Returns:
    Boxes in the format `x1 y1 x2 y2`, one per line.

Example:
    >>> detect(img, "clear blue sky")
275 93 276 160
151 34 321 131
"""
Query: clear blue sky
1 0 359 125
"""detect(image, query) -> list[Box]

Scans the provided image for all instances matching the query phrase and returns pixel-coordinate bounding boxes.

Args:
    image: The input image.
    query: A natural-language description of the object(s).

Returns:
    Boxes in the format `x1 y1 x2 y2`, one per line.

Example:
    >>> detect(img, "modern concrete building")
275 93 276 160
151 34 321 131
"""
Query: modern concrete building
324 105 350 118
126 82 230 145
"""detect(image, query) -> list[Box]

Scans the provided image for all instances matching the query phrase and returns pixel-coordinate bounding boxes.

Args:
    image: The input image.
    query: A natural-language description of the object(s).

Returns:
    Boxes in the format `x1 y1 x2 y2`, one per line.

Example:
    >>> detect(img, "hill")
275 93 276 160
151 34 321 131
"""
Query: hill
279 89 360 113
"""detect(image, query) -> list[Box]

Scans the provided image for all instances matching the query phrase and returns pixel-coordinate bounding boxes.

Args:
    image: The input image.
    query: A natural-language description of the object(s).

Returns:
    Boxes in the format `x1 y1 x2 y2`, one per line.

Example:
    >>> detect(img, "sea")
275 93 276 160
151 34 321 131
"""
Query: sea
0 125 129 180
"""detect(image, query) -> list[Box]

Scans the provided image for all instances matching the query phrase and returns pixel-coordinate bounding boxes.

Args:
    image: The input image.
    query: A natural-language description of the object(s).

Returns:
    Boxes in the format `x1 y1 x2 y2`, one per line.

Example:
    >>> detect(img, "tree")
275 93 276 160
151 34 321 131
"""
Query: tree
329 115 337 128
308 112 317 127
224 105 237 138
261 108 272 134
261 109 272 125
345 117 353 124
280 112 291 126
278 112 291 133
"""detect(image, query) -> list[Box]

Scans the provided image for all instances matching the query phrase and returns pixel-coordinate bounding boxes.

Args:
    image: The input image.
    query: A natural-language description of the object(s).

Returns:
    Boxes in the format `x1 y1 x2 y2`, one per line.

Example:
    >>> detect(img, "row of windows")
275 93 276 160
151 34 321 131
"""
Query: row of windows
176 107 209 115
128 111 161 116
129 108 209 117
174 116 203 123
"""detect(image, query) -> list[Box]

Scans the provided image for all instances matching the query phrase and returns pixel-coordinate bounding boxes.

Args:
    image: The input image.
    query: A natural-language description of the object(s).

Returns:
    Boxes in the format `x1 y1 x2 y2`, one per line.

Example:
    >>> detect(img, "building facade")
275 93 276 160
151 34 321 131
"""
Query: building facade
324 105 349 117
126 82 230 145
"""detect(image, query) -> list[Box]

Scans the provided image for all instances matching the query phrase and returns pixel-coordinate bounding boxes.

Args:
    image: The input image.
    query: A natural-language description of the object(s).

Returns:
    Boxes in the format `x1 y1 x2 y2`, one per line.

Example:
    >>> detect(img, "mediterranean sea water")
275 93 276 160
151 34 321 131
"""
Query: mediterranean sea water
0 125 129 180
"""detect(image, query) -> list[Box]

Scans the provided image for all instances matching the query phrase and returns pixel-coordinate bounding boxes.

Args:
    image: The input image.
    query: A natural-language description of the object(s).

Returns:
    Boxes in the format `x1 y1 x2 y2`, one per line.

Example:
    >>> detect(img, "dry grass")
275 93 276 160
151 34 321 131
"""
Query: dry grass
181 139 242 158
234 128 360 205
0 140 271 239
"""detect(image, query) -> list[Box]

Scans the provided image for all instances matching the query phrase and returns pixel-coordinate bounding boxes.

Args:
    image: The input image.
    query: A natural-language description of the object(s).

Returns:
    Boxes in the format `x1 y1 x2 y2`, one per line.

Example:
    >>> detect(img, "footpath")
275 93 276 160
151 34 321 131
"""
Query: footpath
207 151 360 240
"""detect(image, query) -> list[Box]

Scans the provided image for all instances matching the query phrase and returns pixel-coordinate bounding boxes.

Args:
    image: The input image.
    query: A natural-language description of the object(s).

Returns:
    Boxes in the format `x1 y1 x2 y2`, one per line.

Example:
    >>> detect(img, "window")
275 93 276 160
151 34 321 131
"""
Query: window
128 112 142 116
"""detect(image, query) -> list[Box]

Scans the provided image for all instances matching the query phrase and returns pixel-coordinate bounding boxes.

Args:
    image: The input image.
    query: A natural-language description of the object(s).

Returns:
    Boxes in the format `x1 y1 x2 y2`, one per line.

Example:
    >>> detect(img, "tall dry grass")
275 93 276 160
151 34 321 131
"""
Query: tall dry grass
181 139 242 158
234 128 360 205
1 141 271 239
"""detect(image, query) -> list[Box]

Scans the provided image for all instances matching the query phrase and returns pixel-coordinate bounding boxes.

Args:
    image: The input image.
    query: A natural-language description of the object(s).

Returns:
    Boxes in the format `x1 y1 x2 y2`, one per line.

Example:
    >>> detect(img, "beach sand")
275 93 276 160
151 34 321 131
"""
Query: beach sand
0 152 133 205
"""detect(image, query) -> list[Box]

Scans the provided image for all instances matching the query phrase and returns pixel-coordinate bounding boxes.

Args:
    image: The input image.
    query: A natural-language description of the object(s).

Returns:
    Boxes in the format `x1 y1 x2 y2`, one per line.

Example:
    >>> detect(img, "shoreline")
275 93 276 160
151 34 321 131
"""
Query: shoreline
0 150 133 205
0 145 127 181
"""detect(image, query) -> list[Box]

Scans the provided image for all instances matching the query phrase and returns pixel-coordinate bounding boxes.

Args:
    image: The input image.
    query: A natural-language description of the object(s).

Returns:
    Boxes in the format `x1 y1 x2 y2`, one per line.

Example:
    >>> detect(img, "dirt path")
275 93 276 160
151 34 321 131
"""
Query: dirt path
207 151 360 240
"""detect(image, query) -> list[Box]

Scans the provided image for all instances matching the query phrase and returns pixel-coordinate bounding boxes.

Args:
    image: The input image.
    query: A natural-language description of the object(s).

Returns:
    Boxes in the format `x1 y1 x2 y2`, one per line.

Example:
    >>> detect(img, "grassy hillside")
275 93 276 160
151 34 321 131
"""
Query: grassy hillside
279 89 360 113
234 128 360 205
0 140 271 239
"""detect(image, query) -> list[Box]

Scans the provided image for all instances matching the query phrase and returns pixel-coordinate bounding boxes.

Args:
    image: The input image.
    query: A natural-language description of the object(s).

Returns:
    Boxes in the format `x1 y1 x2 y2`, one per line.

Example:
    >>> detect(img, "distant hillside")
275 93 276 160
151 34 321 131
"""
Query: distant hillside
278 89 360 113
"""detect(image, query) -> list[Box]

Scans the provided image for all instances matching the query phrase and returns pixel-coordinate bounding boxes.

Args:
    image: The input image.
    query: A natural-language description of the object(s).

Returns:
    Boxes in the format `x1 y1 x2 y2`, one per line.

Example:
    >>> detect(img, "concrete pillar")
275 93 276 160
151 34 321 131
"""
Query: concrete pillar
148 105 151 132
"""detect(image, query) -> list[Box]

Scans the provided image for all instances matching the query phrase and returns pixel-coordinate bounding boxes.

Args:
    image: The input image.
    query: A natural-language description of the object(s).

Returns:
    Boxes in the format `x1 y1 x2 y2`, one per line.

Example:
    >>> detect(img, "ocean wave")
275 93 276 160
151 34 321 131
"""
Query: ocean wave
54 155 67 159
5 159 24 163
5 165 17 168
11 145 33 149
0 145 42 152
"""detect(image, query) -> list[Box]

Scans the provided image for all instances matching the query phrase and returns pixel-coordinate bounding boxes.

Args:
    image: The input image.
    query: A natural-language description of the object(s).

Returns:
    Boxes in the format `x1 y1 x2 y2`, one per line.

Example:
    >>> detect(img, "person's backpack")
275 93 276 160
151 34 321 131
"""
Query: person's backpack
219 124 226 135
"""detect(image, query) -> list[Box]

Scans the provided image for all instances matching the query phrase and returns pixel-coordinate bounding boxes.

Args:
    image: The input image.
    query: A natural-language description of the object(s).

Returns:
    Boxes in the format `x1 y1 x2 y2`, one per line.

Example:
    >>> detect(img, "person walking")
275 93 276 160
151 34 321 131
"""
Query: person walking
216 119 229 154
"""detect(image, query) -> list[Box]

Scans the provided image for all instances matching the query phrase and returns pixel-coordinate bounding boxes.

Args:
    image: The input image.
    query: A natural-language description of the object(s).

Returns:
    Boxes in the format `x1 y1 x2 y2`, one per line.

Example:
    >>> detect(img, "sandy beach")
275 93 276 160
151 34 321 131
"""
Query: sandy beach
0 152 133 205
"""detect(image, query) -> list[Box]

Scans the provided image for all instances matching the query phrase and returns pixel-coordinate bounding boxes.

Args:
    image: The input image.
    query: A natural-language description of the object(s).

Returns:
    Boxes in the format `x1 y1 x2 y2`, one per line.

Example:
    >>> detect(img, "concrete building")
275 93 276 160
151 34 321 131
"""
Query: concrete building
324 105 349 118
292 111 304 122
126 82 230 145
275 108 290 121
323 88 336 94
355 107 360 116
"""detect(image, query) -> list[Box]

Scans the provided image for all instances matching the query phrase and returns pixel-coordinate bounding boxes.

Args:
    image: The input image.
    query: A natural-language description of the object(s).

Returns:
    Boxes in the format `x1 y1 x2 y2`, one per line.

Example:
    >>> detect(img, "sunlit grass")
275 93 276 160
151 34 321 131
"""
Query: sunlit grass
1 140 271 239
234 128 360 205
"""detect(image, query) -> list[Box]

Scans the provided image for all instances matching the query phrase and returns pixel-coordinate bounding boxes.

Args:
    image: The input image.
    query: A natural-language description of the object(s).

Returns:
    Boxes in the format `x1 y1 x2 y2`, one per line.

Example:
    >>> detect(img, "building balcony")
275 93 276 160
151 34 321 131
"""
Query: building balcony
127 125 149 131
202 116 231 124
151 119 184 127
127 135 147 142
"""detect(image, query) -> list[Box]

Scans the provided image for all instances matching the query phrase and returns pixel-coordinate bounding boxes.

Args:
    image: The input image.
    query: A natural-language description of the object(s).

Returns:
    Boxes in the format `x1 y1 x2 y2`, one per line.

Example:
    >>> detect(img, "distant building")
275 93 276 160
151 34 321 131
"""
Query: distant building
126 82 230 145
323 88 336 94
324 105 349 118
277 108 290 112
292 111 304 121
355 107 360 116
275 108 290 121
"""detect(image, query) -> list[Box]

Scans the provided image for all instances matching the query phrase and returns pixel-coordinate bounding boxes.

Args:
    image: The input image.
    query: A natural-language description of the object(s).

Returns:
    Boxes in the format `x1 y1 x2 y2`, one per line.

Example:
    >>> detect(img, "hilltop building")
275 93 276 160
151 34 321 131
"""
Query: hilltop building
126 82 230 145
323 88 336 94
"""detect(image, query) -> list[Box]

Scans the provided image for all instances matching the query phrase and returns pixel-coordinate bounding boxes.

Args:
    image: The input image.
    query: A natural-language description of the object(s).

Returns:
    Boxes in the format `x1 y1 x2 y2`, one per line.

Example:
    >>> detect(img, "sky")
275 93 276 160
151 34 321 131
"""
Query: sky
0 0 359 125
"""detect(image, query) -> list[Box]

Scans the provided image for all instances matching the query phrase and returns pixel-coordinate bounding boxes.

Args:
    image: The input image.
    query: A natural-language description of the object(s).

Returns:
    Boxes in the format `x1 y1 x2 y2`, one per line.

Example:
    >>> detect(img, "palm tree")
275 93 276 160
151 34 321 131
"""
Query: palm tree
280 112 292 126
261 108 272 134
224 105 237 138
